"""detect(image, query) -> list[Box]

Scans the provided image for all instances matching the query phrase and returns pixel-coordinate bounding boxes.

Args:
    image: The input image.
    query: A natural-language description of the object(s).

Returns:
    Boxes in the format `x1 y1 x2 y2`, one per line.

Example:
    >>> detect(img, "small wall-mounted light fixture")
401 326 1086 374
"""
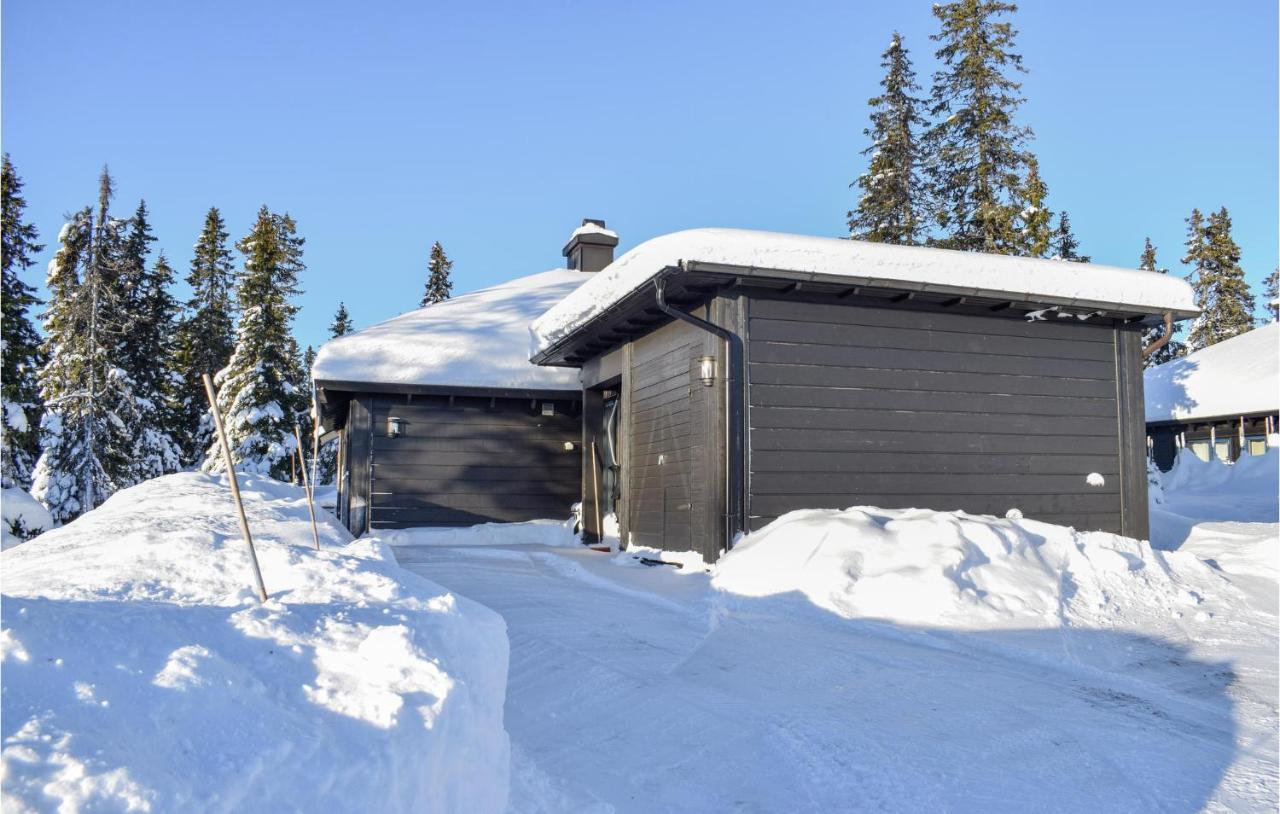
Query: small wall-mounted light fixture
387 416 403 438
696 355 717 387
563 441 576 451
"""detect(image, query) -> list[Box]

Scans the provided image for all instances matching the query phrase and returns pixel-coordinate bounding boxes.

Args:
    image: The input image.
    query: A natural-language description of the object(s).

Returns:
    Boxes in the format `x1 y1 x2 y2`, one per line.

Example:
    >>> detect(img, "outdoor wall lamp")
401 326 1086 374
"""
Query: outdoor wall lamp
696 355 717 386
387 416 403 438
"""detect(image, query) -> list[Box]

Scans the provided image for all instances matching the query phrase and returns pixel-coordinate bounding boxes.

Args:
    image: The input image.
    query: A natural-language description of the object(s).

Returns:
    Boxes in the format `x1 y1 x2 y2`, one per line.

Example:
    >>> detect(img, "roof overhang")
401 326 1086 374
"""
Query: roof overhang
532 260 1200 368
313 379 583 432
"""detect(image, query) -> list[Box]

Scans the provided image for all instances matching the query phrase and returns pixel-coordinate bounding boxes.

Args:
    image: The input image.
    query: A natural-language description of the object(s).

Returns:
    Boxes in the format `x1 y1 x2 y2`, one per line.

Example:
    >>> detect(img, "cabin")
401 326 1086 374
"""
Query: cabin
530 228 1198 562
1145 322 1279 471
312 220 618 534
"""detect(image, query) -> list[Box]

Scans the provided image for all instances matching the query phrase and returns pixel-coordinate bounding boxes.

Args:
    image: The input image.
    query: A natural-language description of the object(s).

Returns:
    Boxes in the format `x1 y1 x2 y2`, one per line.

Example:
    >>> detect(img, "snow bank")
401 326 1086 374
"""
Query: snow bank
1 472 510 813
711 506 1235 674
1161 447 1279 494
2 487 53 550
374 518 579 548
313 270 588 391
1145 322 1279 422
532 228 1197 352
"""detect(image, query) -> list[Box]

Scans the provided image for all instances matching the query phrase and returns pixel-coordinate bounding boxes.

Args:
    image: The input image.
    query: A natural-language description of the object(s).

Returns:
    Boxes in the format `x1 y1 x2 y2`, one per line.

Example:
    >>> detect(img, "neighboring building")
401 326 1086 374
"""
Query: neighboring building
1145 322 1279 471
312 221 617 534
530 229 1197 561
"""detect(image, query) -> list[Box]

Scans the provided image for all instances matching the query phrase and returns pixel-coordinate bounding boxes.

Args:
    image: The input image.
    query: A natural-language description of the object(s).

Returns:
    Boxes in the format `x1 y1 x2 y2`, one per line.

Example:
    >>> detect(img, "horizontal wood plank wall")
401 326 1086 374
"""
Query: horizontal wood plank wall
626 319 716 559
746 294 1124 533
366 393 581 528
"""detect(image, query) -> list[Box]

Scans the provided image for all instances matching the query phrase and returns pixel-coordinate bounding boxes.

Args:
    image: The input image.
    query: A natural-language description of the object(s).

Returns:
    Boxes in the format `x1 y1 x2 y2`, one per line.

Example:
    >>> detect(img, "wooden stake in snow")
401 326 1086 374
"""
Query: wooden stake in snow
294 423 321 551
310 409 321 511
202 374 269 603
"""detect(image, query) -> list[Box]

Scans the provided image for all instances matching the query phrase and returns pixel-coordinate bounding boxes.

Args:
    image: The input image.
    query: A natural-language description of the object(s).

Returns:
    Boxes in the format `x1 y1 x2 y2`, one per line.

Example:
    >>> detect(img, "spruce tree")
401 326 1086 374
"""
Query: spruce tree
1014 155 1052 257
203 206 307 478
1138 238 1185 367
171 208 238 466
329 302 353 336
31 169 138 522
1 155 46 490
925 0 1035 254
1184 206 1255 350
117 202 181 481
420 241 453 306
1049 211 1090 262
1263 268 1279 322
848 32 928 245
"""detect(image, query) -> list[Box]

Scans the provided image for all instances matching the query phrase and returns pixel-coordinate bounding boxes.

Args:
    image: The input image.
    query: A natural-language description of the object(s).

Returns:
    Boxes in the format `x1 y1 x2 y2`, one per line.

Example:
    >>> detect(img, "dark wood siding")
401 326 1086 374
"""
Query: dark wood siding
746 294 1127 533
625 319 719 560
359 393 581 529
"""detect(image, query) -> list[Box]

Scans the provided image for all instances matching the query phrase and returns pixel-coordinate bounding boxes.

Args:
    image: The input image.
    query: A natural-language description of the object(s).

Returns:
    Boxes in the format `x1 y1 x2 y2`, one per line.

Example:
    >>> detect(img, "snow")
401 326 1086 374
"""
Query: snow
312 270 589 392
1 472 510 813
389 492 1277 811
531 228 1198 353
375 518 580 548
1145 322 1279 422
2 487 53 550
568 222 618 240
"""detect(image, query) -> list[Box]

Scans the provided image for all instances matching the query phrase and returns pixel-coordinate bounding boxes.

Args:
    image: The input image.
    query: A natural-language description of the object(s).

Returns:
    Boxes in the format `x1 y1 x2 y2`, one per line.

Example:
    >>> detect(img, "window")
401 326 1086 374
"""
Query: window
1189 442 1211 462
1247 437 1268 456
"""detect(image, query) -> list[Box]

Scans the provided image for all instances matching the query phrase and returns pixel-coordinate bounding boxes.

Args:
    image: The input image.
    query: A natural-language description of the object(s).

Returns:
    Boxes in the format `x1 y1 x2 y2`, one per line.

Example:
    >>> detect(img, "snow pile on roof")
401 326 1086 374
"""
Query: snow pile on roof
314 270 589 391
712 506 1228 648
532 228 1198 353
2 487 52 550
1 472 510 813
1145 322 1279 422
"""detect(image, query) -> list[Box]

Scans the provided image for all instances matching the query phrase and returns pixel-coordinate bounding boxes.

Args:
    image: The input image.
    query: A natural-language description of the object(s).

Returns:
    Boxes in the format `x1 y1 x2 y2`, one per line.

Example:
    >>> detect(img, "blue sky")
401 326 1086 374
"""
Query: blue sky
4 0 1276 351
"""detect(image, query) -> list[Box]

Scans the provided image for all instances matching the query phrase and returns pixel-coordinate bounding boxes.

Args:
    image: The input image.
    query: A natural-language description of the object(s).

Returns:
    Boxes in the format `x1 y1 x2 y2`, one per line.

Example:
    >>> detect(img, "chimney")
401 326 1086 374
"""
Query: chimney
562 218 618 273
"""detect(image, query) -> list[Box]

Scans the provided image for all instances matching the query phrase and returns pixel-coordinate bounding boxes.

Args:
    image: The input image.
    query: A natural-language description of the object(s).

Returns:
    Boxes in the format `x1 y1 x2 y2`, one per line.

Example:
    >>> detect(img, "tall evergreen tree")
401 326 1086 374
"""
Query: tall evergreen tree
1263 267 1279 322
1138 238 1185 367
1049 211 1090 262
1014 155 1052 257
848 32 928 245
1184 206 1255 350
1 155 46 490
330 302 353 336
420 241 453 306
203 206 307 478
31 169 138 522
924 0 1035 254
116 202 181 481
171 208 238 466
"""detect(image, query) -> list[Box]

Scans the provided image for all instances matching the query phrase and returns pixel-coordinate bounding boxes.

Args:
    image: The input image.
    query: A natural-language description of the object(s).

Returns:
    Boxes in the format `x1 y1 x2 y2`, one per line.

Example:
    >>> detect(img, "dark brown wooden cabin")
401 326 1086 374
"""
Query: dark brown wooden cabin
532 230 1198 562
313 220 619 535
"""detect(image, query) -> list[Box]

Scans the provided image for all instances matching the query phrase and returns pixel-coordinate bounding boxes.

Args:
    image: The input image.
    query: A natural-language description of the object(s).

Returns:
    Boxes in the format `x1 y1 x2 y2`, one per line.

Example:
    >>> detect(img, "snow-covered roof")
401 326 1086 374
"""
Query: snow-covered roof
313 270 589 392
531 228 1199 354
1145 322 1279 423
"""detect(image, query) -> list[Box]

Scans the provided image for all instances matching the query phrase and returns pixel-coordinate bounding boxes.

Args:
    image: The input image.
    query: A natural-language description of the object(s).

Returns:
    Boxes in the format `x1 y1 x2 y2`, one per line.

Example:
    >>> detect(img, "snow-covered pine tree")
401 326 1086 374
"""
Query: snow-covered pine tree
1049 211 1090 262
329 302 353 336
1138 237 1185 367
420 241 453 306
1263 268 1279 322
1184 206 1255 350
848 32 928 245
924 0 1035 254
1 155 46 490
202 206 307 479
171 207 238 466
116 202 181 482
32 169 138 522
1014 155 1052 257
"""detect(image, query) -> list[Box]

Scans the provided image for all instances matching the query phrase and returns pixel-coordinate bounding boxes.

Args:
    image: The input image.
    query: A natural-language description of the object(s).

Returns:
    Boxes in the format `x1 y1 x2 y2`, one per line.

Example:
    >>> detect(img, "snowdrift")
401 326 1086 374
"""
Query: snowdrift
1 487 52 550
712 506 1248 676
1 472 510 814
1160 447 1279 496
377 518 579 548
